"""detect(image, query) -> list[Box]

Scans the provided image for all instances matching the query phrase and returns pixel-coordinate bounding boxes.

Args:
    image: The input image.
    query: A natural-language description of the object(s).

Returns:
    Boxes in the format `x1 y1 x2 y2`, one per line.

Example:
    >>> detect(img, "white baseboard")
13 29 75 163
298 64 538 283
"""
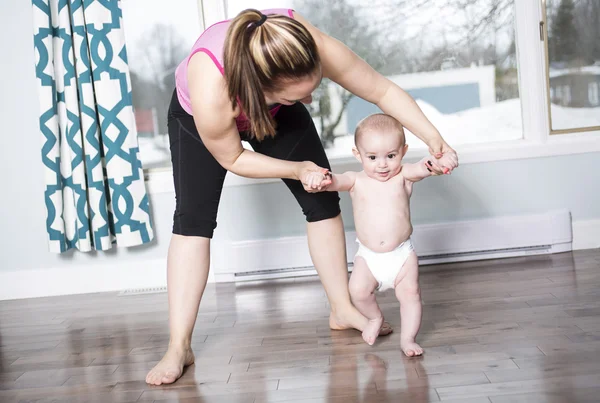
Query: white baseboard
1 214 597 301
573 219 600 250
0 255 223 301
213 211 585 282
0 259 168 301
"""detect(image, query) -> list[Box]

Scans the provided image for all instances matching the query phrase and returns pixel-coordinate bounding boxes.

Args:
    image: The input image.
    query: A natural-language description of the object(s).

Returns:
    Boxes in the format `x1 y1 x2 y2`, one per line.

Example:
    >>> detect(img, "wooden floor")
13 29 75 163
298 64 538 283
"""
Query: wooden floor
1 250 600 403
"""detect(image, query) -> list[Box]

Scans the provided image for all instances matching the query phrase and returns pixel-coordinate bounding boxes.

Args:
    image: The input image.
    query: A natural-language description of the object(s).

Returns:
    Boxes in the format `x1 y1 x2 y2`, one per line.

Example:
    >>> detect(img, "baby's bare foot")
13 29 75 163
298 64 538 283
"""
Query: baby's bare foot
362 316 384 345
401 339 424 357
145 345 195 385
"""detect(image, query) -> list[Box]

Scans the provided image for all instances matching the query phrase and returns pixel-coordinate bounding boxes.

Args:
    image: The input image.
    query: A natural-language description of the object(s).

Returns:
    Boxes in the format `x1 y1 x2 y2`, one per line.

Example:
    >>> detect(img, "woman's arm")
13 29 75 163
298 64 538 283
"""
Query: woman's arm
187 52 325 183
294 12 458 172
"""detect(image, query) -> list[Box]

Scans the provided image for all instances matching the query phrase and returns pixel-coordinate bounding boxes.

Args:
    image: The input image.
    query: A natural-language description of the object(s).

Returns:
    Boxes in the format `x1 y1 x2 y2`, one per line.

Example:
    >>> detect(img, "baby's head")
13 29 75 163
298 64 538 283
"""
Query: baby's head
353 114 408 181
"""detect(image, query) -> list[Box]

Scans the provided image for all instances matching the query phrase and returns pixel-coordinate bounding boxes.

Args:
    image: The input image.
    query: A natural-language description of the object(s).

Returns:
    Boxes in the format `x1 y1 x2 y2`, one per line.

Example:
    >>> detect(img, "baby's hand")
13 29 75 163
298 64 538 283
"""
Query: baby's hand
304 170 332 192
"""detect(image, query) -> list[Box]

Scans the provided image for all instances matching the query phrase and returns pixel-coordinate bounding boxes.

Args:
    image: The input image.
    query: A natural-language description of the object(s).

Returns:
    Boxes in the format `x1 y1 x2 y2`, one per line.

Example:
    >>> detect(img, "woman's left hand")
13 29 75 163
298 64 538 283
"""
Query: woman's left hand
428 141 459 175
296 161 332 192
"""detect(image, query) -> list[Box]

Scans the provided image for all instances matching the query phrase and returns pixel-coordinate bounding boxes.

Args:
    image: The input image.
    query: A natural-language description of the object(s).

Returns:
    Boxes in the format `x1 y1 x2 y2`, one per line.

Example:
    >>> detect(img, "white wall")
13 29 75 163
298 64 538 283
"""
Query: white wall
0 0 178 297
1 0 599 300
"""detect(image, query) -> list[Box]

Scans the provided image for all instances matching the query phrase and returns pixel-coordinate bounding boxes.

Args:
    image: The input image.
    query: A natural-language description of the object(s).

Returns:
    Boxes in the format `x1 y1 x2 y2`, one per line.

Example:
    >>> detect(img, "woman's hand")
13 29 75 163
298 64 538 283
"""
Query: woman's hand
427 141 459 175
295 161 332 192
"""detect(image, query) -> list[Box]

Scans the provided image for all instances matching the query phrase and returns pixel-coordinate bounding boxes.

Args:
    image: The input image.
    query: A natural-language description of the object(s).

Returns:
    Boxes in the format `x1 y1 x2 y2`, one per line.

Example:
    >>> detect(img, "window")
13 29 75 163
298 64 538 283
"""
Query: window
589 82 599 106
122 0 202 170
563 85 572 105
544 0 600 133
143 1 600 192
226 0 293 17
227 0 522 160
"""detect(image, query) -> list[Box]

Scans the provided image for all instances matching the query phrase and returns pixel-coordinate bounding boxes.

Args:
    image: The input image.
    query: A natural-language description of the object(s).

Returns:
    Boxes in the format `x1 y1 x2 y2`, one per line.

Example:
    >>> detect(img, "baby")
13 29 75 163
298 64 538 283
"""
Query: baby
310 114 457 356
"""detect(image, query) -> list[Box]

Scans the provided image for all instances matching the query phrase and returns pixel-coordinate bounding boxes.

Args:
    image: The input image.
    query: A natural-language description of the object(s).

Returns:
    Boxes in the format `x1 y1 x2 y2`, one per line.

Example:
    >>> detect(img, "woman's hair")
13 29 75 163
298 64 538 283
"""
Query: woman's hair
223 9 320 140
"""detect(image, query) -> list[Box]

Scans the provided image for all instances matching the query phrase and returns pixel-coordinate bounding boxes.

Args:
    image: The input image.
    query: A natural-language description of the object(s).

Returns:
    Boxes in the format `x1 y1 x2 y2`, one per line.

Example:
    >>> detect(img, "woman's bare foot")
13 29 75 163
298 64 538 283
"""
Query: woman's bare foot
145 345 195 385
362 316 384 345
329 312 354 330
401 339 424 357
379 322 393 336
329 313 393 337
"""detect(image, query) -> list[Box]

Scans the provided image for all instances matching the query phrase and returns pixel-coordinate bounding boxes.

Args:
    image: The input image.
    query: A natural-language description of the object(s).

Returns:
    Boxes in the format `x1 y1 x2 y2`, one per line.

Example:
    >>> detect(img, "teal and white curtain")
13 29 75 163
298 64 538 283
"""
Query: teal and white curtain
31 0 154 253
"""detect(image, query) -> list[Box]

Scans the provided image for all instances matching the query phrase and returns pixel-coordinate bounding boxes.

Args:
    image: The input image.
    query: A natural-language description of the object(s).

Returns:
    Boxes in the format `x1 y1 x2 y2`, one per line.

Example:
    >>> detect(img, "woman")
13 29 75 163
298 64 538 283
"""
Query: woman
146 8 458 385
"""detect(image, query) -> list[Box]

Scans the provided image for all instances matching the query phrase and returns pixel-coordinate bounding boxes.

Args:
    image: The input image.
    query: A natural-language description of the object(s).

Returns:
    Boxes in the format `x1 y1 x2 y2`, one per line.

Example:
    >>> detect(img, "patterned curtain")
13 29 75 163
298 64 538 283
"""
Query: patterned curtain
31 0 154 253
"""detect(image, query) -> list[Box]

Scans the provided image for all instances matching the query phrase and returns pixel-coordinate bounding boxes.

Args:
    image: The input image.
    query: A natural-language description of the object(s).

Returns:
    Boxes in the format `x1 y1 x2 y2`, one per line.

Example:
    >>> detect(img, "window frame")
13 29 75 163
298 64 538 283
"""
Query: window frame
541 0 600 135
144 0 600 193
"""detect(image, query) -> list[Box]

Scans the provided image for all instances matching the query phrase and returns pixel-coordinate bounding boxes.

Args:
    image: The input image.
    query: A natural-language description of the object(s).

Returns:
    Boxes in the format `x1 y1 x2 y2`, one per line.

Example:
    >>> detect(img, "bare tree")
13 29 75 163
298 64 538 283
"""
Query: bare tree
294 0 403 147
369 0 520 100
134 24 188 89
549 0 579 63
130 24 188 134
573 0 600 63
372 0 514 70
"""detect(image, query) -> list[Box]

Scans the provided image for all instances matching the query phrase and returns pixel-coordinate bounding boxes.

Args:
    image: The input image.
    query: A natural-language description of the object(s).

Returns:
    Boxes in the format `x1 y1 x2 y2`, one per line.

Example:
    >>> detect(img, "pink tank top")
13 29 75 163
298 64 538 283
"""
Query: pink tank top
174 8 295 132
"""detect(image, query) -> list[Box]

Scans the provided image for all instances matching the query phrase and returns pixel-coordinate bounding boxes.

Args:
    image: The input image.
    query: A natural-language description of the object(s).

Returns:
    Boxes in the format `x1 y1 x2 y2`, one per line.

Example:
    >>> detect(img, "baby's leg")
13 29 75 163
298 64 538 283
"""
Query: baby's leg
349 256 382 345
394 251 423 357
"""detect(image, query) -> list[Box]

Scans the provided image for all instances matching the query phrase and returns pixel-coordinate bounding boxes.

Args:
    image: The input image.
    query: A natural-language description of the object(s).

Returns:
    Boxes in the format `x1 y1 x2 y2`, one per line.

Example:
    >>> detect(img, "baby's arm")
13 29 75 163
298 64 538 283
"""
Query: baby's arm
402 153 456 182
401 157 435 182
305 170 357 192
327 171 357 192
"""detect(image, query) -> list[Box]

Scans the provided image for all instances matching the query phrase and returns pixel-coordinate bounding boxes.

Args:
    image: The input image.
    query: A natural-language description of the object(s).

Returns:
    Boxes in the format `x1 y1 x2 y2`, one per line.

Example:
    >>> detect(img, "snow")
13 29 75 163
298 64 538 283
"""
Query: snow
138 99 600 168
549 103 600 131
137 135 171 170
548 65 600 78
325 99 600 158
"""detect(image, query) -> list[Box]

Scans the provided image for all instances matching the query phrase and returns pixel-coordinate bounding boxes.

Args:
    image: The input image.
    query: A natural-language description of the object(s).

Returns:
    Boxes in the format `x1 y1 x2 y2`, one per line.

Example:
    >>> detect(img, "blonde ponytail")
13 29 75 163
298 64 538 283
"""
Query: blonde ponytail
223 9 320 140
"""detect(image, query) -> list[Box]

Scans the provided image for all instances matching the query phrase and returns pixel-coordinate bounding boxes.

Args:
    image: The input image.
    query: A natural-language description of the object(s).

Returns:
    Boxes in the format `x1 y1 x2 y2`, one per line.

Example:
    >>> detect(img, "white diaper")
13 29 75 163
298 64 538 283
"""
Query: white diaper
354 238 414 291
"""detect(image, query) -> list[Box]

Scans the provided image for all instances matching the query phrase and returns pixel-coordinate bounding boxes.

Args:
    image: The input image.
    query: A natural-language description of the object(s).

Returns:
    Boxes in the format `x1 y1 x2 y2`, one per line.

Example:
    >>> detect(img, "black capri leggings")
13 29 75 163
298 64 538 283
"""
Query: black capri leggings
167 90 341 238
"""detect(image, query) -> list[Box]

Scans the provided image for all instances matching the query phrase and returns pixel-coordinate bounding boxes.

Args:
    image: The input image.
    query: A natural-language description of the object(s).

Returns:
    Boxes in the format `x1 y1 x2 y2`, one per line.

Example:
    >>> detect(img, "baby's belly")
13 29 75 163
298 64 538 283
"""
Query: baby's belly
354 211 413 253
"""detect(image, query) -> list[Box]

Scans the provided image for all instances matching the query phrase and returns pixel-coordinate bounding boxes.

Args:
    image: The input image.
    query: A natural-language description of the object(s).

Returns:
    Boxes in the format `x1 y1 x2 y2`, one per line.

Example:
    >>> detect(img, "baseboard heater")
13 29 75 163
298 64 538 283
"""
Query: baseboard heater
213 210 572 283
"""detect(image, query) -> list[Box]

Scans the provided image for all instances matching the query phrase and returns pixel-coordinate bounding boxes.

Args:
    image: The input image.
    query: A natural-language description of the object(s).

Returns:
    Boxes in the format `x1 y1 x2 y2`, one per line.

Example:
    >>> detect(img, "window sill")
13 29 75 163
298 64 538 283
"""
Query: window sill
144 133 600 194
